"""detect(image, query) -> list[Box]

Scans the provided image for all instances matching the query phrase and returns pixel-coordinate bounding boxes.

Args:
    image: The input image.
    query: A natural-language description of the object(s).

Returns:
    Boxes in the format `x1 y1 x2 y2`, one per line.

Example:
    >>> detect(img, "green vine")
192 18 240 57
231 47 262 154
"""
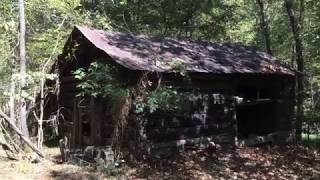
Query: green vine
169 58 192 84
72 62 129 99
73 61 190 114
134 86 185 114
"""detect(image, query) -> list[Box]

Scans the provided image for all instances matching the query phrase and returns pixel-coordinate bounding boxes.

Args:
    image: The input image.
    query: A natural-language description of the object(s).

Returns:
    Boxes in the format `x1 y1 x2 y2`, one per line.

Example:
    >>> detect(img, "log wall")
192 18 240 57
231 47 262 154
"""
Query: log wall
51 55 295 152
144 94 236 145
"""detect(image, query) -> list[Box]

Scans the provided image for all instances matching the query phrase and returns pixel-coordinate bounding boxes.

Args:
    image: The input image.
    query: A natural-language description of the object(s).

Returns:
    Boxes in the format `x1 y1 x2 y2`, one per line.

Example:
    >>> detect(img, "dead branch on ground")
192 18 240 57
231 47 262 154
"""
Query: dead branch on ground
0 110 44 158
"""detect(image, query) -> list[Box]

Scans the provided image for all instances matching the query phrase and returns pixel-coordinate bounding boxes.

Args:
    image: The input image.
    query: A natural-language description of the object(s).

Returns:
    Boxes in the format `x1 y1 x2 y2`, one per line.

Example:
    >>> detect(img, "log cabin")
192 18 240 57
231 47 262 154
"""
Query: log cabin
44 26 295 152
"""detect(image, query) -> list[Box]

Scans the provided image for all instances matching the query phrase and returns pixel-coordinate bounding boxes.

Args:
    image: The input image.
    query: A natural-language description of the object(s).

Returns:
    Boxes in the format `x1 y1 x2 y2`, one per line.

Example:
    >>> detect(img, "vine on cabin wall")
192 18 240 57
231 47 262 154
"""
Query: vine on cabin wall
72 60 192 114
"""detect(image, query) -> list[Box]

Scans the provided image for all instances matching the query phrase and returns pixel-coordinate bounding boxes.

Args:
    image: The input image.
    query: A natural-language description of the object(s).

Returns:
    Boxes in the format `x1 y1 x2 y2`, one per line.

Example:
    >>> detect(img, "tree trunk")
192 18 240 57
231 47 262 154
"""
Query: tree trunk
284 0 304 141
9 52 16 123
256 0 273 55
299 0 305 27
18 0 29 138
37 77 44 149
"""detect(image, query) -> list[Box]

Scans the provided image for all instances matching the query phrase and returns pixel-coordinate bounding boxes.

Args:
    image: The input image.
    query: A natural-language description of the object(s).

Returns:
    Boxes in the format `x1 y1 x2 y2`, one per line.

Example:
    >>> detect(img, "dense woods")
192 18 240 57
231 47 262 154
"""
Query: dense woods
1 0 318 141
0 0 319 179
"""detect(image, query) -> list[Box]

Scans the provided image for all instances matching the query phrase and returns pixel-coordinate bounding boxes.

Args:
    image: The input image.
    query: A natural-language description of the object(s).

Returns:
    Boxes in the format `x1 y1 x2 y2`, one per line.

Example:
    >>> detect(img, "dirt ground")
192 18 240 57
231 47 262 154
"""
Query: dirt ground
0 145 319 180
0 147 106 180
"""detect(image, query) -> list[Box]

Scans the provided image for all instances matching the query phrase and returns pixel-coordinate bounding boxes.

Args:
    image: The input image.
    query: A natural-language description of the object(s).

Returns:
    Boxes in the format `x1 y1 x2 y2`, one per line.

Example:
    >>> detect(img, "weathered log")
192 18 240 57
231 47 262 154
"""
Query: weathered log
146 112 230 128
147 123 234 142
0 111 44 158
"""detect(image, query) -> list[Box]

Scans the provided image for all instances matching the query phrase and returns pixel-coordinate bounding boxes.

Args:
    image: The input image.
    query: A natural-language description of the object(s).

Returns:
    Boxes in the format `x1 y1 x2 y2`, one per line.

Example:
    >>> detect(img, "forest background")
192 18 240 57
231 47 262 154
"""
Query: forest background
0 0 319 145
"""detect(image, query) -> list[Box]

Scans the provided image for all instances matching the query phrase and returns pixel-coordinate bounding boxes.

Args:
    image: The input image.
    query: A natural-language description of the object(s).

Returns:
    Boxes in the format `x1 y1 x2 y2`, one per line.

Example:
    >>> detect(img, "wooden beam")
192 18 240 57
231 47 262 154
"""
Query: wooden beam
71 98 78 148
236 98 273 106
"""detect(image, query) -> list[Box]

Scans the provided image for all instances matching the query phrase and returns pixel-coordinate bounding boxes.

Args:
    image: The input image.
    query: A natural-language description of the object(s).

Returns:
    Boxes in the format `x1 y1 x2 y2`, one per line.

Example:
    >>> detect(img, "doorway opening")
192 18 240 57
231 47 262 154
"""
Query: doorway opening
237 102 276 138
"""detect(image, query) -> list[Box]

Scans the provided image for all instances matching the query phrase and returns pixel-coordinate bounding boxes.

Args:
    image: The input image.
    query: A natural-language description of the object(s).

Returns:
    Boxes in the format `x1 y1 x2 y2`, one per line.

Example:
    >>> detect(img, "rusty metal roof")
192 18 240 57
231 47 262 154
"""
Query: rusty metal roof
74 26 294 75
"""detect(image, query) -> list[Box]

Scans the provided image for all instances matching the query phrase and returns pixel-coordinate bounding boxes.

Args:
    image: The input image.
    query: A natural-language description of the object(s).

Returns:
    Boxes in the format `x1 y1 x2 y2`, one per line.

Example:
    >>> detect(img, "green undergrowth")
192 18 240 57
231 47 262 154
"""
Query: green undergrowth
301 133 320 148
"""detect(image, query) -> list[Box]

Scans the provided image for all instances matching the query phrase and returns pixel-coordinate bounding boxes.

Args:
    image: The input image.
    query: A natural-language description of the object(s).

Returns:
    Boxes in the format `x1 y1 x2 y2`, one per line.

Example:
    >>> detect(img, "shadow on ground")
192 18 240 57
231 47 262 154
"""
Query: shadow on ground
123 145 320 179
44 145 319 180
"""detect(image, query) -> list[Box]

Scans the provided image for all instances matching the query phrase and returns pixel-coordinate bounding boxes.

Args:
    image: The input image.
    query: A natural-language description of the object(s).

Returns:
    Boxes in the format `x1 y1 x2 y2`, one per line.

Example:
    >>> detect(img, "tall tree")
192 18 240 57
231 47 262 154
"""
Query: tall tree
9 49 16 122
284 0 304 140
256 0 273 55
18 0 29 138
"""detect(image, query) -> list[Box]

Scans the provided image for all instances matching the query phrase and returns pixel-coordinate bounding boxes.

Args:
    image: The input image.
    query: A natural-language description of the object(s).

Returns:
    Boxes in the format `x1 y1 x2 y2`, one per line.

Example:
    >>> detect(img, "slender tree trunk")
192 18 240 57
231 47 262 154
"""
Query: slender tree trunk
9 53 16 123
291 44 295 68
284 0 304 141
299 0 304 27
18 0 29 138
37 77 44 149
256 0 273 55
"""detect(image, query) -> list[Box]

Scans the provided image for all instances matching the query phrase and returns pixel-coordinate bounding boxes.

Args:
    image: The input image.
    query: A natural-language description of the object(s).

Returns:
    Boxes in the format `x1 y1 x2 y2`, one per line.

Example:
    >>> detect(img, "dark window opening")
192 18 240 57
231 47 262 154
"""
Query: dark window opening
260 87 275 99
236 85 277 100
236 85 258 100
237 102 275 138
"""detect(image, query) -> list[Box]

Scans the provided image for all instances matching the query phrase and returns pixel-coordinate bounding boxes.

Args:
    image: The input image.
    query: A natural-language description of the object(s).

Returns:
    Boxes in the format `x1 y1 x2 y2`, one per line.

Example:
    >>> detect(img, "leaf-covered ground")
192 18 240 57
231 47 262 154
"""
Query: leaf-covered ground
0 145 319 179
124 145 320 179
